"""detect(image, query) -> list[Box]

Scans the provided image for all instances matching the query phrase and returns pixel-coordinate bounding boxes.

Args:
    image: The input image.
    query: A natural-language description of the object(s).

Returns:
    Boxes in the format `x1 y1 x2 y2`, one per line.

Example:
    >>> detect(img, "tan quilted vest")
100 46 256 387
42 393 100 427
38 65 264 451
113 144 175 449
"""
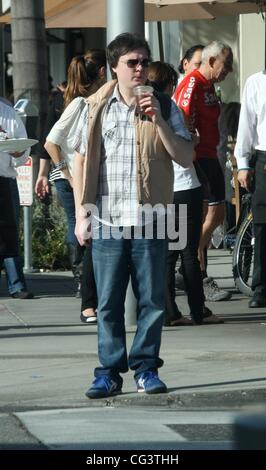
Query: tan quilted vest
81 80 174 207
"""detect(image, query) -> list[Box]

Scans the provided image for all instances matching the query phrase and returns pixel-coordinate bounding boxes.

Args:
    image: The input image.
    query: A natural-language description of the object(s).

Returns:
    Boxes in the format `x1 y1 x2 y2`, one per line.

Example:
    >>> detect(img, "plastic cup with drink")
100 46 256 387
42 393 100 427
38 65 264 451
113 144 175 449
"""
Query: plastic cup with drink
133 85 154 116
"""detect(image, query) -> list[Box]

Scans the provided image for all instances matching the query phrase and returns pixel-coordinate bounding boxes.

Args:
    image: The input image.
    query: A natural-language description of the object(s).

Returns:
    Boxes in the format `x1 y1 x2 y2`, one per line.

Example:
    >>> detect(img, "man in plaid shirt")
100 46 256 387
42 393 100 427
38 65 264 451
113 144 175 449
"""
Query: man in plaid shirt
73 33 195 399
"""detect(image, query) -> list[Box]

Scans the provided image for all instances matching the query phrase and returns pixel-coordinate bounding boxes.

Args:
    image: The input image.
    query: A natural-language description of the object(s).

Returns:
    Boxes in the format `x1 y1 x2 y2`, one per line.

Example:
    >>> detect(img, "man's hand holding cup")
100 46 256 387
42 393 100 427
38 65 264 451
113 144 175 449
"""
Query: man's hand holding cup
133 85 158 118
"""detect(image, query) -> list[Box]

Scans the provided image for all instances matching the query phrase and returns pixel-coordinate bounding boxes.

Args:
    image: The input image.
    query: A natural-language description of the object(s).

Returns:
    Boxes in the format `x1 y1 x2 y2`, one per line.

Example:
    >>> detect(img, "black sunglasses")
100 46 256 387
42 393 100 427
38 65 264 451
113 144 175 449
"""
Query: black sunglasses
121 58 150 68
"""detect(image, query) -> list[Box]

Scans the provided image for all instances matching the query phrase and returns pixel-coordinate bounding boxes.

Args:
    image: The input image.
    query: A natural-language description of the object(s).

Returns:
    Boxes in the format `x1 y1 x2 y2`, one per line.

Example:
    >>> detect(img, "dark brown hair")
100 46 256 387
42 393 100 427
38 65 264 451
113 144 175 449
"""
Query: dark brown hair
107 33 151 72
148 61 178 93
178 44 204 74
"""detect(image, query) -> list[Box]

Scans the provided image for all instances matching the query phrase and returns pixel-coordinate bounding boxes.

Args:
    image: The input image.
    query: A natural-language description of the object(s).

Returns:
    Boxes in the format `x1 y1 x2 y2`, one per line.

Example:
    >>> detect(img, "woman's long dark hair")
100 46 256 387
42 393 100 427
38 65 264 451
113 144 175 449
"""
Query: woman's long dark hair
178 44 204 74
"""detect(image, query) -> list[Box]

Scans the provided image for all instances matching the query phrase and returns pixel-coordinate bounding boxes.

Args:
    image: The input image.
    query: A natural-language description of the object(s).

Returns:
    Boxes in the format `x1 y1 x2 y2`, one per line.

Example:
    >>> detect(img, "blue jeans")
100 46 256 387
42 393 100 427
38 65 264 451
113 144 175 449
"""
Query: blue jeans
92 226 167 379
54 179 76 245
3 179 26 294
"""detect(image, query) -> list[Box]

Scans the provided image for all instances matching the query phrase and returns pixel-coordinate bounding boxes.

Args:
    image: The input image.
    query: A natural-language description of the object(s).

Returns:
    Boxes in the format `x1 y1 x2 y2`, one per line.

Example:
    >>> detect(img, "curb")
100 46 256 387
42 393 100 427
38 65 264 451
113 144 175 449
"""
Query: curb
1 389 266 413
77 387 266 410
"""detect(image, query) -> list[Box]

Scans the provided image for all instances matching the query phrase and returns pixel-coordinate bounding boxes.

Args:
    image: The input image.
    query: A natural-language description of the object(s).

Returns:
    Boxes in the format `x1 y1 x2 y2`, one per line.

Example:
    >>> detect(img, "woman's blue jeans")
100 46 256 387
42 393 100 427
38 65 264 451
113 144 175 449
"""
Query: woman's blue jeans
54 179 76 245
92 226 167 379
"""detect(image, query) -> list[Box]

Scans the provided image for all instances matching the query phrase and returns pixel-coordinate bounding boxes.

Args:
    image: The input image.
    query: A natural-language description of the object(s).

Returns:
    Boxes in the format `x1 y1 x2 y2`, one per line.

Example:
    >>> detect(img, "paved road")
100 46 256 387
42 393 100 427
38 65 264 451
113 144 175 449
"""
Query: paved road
13 408 236 450
1 250 266 450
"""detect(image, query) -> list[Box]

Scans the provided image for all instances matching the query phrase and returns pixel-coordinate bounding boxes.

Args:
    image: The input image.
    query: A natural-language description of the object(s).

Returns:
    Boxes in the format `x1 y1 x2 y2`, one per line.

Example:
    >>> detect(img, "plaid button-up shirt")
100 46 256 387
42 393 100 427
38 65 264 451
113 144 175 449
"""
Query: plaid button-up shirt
76 85 191 227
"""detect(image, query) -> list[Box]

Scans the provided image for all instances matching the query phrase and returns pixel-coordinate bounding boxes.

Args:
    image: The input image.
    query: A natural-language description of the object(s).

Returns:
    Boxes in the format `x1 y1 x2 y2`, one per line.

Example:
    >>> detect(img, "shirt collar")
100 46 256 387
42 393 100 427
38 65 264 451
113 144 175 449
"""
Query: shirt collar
105 84 121 112
113 84 121 102
106 84 136 114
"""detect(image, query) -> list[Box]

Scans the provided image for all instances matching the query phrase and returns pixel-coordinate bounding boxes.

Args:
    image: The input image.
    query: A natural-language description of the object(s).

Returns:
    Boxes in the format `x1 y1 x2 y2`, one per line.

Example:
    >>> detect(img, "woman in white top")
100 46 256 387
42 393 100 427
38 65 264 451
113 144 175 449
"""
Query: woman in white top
44 50 106 323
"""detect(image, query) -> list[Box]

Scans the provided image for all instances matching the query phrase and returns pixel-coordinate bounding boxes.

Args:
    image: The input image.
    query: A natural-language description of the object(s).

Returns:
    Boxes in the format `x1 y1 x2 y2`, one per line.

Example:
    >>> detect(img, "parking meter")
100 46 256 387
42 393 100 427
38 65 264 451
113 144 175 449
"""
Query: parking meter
14 98 39 273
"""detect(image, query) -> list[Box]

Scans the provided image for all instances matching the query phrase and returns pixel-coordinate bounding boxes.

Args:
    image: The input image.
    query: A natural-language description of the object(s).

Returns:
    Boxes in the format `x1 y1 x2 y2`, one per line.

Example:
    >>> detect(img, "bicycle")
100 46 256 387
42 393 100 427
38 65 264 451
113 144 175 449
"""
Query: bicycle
232 193 254 296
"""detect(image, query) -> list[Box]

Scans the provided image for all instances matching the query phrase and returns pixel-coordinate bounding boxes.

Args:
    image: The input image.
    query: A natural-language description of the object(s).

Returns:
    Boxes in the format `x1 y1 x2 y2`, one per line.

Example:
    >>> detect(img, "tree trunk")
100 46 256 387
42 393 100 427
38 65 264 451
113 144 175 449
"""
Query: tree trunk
11 0 48 141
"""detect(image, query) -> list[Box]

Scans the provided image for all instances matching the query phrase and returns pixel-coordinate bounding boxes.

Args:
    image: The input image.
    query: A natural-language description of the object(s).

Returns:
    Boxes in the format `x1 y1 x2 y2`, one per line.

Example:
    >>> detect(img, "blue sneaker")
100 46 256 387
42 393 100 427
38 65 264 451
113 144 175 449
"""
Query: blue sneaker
136 371 167 394
86 375 123 399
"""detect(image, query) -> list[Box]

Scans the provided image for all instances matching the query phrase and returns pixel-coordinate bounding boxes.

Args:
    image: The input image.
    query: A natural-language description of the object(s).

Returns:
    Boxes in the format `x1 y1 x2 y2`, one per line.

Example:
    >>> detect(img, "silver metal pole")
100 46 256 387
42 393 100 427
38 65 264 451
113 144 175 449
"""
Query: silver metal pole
106 0 145 325
23 206 33 272
157 22 164 62
106 0 144 44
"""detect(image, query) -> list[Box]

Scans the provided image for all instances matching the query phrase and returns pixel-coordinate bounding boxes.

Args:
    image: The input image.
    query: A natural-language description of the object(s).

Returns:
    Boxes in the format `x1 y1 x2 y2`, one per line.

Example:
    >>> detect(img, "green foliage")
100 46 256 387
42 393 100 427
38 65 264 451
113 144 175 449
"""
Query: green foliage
20 193 69 270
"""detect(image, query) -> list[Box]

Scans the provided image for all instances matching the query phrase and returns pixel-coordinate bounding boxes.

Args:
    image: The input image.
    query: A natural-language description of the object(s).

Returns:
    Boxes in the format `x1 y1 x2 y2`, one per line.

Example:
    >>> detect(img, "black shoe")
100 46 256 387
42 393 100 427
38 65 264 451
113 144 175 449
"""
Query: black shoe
11 289 34 299
249 293 266 308
80 311 97 324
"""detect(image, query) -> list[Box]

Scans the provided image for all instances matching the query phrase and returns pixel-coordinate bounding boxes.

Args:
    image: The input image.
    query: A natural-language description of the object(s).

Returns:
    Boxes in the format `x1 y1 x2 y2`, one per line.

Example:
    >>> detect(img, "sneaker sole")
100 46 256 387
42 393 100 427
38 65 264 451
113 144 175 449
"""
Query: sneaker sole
85 389 122 399
137 387 167 394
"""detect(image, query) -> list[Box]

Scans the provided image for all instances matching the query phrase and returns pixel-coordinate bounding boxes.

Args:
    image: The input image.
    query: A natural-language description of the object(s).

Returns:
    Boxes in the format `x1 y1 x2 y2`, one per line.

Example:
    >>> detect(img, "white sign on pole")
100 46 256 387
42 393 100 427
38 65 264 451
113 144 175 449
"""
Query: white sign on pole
16 156 33 206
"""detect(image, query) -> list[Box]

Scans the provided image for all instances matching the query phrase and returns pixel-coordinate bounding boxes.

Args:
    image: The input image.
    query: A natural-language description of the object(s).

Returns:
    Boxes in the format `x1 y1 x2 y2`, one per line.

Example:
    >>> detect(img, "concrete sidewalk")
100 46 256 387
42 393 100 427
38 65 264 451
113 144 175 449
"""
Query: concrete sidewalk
0 249 266 449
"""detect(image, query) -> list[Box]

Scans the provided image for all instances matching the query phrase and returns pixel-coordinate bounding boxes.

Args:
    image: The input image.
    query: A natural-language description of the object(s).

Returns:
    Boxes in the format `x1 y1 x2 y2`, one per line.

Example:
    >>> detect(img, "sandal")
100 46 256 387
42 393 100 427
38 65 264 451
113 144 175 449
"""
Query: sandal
202 314 224 324
202 305 224 324
169 317 193 326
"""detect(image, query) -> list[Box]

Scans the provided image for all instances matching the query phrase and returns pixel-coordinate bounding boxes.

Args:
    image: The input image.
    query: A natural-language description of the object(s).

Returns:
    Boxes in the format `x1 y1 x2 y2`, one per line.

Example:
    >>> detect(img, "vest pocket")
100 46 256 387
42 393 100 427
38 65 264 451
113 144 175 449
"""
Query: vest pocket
148 158 174 205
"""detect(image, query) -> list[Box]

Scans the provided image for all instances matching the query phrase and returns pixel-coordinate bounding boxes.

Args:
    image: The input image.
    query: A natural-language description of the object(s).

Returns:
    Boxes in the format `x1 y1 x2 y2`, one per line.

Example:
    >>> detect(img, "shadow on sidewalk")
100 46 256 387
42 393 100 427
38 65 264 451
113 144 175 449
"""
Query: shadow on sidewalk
0 273 75 299
221 312 266 322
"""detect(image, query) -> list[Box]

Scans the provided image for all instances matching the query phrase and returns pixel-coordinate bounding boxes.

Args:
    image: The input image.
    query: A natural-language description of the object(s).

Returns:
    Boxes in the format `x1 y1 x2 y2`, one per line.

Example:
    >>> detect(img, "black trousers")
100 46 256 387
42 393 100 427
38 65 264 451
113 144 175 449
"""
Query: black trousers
251 151 266 293
252 151 266 224
252 224 266 293
165 186 204 323
0 177 18 259
81 243 97 310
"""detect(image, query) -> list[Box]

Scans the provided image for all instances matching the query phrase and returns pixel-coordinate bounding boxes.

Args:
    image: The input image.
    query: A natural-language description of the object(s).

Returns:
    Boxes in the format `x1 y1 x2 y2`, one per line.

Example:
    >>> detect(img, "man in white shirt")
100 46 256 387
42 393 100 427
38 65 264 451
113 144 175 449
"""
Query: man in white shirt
0 99 33 299
235 71 266 308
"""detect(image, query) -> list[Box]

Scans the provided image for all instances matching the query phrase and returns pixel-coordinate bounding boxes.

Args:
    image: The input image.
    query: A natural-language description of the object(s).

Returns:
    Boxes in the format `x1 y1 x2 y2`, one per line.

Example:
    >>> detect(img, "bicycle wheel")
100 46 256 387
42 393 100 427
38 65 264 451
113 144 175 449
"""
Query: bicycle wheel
232 212 254 296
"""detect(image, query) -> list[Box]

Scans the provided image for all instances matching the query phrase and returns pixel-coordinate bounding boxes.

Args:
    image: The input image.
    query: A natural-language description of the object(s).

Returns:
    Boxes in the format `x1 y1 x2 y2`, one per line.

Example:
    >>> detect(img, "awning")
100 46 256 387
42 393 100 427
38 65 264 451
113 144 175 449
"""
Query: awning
0 0 262 28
